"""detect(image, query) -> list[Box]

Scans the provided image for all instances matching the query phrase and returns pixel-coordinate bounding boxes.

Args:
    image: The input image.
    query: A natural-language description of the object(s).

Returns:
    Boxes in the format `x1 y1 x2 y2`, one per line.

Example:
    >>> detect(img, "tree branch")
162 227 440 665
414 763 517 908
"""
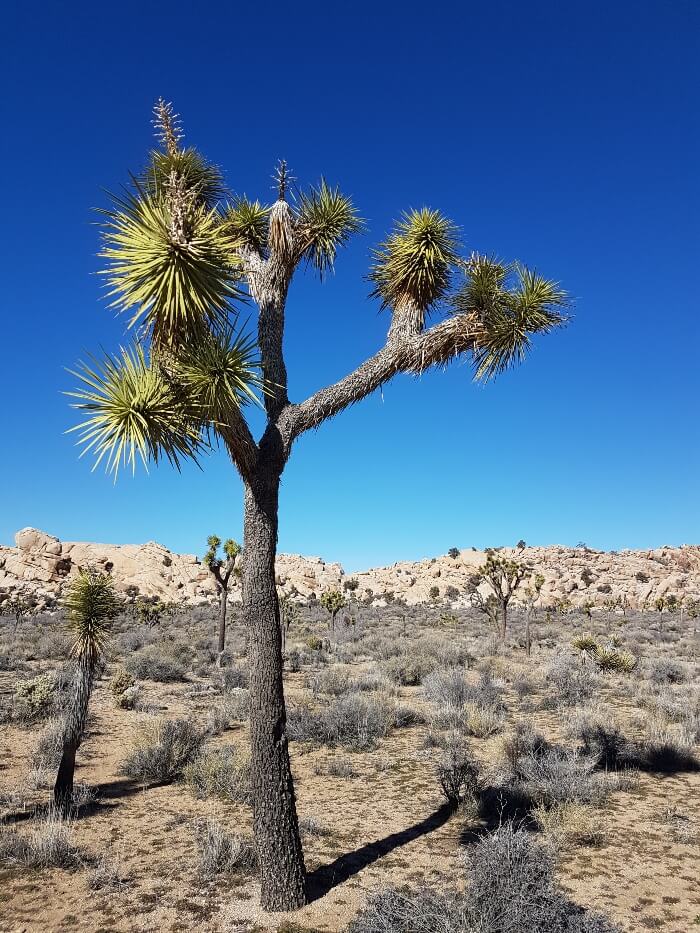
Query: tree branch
240 227 291 422
218 407 259 481
281 311 482 446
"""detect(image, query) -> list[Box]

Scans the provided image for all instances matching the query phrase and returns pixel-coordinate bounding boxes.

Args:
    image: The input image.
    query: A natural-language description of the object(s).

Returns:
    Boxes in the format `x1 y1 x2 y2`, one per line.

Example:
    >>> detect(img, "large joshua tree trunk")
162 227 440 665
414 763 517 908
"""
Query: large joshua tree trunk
54 659 93 813
243 466 306 910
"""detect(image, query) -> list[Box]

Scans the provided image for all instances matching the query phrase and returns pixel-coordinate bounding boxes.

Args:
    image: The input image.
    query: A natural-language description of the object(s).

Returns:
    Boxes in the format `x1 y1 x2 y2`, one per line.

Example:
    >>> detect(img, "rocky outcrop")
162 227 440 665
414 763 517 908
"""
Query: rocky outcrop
1 528 699 611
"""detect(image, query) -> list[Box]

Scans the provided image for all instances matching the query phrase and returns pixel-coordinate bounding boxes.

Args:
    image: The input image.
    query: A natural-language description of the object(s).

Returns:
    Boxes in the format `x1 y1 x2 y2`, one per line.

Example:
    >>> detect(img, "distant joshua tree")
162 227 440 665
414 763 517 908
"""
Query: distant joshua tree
67 100 567 910
447 547 460 560
54 570 119 812
467 550 529 639
320 589 345 631
277 588 300 654
203 535 241 653
1 594 37 631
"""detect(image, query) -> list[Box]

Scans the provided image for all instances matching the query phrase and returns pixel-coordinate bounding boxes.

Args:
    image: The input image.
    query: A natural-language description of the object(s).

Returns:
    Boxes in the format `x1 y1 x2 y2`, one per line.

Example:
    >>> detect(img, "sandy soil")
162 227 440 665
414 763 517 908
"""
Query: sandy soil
1 632 699 933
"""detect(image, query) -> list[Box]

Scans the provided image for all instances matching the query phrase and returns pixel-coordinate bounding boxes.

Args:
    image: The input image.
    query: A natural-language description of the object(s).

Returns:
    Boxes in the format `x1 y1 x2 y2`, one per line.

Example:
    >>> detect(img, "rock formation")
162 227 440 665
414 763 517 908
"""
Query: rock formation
1 528 699 612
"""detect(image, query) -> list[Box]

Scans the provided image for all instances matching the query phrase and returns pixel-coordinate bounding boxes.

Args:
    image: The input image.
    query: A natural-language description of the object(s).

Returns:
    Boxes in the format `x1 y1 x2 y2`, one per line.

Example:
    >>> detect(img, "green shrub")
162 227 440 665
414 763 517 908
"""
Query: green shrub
13 673 59 722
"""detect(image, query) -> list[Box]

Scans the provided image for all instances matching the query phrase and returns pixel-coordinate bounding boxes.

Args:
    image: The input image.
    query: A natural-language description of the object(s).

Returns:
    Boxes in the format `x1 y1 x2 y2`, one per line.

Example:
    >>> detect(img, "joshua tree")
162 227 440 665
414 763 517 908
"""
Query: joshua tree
320 588 345 632
67 101 567 910
54 570 120 812
278 588 300 654
1 594 37 632
522 572 545 657
447 547 460 560
467 550 529 639
203 534 241 653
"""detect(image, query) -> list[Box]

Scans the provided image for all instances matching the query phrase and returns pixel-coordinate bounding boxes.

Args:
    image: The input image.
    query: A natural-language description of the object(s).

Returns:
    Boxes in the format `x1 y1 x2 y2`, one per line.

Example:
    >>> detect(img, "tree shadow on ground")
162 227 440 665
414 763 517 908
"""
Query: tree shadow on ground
1 777 165 825
306 801 455 901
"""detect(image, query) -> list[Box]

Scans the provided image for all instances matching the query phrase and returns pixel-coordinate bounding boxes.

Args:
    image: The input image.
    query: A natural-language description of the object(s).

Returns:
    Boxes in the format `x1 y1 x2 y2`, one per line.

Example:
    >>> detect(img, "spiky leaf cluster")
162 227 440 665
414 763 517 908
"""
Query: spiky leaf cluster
453 256 569 381
99 187 241 348
204 534 240 584
224 197 270 252
295 180 363 275
63 570 120 661
176 325 264 426
369 208 459 317
320 589 345 617
68 344 203 476
142 148 226 208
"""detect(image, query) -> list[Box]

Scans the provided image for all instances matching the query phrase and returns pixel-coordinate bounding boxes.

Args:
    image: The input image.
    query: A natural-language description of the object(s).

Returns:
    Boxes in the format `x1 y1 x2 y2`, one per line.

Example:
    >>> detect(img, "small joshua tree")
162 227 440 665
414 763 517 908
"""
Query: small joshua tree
203 535 241 654
320 589 345 632
521 572 545 657
467 550 529 640
1 594 37 632
278 589 300 655
447 547 460 560
54 570 120 812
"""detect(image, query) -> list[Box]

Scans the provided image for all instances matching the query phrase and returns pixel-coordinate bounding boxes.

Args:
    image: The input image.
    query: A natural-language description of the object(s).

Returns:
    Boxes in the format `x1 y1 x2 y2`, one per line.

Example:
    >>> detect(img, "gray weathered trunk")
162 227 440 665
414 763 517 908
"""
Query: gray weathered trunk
243 469 306 910
54 657 93 813
218 586 228 655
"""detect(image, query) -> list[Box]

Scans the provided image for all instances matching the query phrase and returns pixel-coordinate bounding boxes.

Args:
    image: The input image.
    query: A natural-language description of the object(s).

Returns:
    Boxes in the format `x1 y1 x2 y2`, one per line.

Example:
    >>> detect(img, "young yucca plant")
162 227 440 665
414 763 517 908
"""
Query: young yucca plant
593 646 637 674
54 570 120 812
572 634 600 652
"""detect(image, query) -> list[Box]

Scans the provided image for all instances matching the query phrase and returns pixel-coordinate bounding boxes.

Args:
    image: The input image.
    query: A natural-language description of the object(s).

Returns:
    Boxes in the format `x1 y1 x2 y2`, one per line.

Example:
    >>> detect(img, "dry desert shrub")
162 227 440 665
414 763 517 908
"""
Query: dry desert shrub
125 646 187 682
193 818 256 879
0 807 80 869
183 744 251 803
120 717 205 784
350 823 620 932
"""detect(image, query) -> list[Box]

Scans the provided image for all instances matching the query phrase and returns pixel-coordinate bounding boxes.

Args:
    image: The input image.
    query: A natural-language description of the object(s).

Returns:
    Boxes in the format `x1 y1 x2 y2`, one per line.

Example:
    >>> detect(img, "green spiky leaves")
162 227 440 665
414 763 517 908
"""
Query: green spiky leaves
68 325 263 477
63 570 120 661
453 256 569 381
67 344 203 476
99 186 241 349
369 209 459 320
224 197 270 252
142 147 227 209
295 180 363 275
176 324 265 424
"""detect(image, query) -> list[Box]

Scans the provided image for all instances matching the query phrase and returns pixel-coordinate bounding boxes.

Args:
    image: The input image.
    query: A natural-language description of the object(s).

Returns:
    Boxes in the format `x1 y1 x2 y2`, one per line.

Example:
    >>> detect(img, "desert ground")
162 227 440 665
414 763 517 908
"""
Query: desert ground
1 598 698 932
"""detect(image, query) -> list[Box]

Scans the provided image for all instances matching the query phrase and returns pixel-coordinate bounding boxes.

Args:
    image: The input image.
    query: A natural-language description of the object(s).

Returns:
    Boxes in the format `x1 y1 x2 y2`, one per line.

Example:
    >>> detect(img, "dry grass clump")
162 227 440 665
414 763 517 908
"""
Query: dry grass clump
87 851 130 890
193 818 256 879
287 692 394 750
0 807 80 869
532 802 609 847
183 744 251 803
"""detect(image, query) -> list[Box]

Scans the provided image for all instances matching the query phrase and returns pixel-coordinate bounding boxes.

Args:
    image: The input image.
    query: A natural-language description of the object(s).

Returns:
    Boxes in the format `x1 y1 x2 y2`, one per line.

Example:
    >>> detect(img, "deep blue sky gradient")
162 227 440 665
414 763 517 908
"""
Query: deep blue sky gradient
1 1 698 570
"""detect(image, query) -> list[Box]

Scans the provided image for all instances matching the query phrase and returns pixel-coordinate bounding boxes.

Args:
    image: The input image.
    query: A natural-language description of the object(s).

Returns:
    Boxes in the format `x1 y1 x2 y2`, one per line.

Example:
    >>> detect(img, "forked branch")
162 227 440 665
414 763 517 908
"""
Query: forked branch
281 310 483 446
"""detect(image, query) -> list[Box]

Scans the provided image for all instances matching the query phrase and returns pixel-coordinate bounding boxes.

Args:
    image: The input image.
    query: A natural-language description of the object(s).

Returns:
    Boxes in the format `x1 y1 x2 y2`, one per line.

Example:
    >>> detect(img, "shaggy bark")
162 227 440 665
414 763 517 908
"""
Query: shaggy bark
243 457 306 910
54 658 93 813
217 586 228 655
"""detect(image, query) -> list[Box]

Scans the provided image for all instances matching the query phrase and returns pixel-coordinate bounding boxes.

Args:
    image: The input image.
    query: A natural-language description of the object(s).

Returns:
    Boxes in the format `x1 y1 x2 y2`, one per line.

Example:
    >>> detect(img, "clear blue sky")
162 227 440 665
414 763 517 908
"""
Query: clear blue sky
1 1 697 571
